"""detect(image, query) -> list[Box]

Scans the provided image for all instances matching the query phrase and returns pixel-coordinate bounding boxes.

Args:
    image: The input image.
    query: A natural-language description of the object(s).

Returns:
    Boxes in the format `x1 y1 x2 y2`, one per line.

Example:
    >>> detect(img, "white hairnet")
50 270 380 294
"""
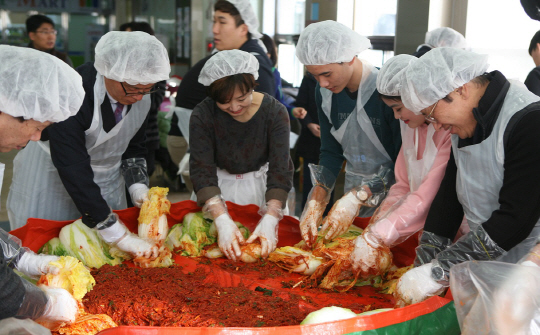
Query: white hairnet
401 48 489 112
226 0 262 39
425 27 469 50
0 45 84 123
296 20 372 65
94 31 171 85
198 50 259 86
376 54 416 97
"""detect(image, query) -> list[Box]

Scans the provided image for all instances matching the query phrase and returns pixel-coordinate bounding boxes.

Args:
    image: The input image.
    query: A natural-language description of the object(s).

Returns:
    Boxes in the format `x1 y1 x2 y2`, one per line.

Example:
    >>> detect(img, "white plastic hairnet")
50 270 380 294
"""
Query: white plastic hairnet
94 31 171 85
226 0 262 39
401 47 489 112
0 45 84 123
376 54 416 97
198 50 259 86
296 20 372 65
425 27 469 50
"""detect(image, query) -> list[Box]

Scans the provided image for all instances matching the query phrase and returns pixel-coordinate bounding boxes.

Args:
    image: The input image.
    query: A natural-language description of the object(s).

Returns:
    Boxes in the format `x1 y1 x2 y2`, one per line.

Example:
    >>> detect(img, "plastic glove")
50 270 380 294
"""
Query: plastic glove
97 214 158 259
394 263 445 307
215 213 245 261
37 286 78 324
128 183 150 208
299 164 336 248
15 252 60 279
247 215 279 258
350 232 392 277
491 262 540 335
321 188 368 241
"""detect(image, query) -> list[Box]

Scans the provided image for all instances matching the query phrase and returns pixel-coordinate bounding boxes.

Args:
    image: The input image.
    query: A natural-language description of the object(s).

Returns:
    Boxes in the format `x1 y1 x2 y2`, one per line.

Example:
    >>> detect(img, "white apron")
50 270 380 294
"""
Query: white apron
190 163 290 215
453 82 540 263
7 73 150 230
401 122 438 192
320 61 393 217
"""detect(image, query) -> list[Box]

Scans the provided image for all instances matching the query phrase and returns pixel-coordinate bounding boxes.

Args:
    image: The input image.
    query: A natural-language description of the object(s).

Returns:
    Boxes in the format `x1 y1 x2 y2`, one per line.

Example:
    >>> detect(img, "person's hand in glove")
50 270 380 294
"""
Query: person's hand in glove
299 185 329 248
97 213 158 259
215 213 245 261
246 200 283 258
15 252 60 278
128 183 149 208
394 263 445 307
350 232 392 277
36 286 79 324
321 187 369 241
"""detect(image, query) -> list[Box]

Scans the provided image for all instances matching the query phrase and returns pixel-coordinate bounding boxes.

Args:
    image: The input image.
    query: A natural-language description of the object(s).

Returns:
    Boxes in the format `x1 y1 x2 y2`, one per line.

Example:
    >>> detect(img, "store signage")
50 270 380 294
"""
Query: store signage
3 0 101 13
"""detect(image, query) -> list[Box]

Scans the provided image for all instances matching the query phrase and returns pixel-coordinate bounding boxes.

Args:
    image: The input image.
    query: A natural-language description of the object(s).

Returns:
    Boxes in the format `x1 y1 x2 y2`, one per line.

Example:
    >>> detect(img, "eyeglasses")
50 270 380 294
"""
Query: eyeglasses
121 82 158 97
35 30 57 35
424 101 439 123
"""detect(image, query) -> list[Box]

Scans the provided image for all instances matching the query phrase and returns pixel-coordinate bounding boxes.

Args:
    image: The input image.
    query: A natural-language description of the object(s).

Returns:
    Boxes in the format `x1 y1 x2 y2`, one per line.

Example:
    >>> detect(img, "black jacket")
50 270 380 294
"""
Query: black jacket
525 66 540 97
28 42 73 67
42 62 149 227
424 71 540 251
294 73 321 160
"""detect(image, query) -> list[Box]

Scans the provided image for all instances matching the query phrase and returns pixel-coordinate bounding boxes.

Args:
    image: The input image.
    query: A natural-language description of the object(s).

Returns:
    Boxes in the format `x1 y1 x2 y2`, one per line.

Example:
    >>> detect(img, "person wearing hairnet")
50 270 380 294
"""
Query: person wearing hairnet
295 20 401 248
167 0 275 187
190 50 293 260
349 54 452 277
7 31 171 260
394 47 540 307
412 27 469 58
0 46 83 327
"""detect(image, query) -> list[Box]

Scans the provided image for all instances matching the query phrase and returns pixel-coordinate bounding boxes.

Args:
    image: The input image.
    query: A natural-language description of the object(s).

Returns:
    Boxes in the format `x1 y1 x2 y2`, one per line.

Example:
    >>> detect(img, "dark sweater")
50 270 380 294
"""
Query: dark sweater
190 93 293 206
424 71 540 251
169 39 276 137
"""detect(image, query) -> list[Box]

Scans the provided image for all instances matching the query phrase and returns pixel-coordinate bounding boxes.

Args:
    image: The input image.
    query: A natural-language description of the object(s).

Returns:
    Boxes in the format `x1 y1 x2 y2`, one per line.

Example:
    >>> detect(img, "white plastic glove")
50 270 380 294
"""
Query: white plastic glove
300 199 325 248
128 183 149 208
15 252 60 278
394 263 445 307
97 217 158 259
321 189 367 241
37 286 79 324
246 214 279 258
215 213 245 261
350 232 392 277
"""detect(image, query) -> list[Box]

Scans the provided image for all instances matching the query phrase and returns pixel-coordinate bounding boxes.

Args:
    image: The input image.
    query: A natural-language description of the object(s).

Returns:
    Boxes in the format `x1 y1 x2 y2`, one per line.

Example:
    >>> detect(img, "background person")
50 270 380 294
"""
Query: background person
525 30 540 96
394 47 540 307
349 54 452 277
7 31 170 260
190 50 293 260
295 20 402 247
0 45 83 327
412 27 469 58
26 14 72 67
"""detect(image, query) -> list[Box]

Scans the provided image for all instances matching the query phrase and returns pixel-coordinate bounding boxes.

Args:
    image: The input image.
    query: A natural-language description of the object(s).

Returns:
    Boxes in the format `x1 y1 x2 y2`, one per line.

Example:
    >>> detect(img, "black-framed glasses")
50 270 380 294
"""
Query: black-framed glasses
424 101 439 123
121 82 158 97
36 29 57 35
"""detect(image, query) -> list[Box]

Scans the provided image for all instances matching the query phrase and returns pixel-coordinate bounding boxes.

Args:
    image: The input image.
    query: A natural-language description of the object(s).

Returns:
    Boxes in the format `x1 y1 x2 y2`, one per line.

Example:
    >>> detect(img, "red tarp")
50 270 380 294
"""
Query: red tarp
10 200 454 335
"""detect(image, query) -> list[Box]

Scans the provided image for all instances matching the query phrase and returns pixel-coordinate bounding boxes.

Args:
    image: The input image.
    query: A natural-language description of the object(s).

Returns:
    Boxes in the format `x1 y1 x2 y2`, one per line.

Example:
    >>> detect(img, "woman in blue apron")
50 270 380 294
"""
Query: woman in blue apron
350 54 453 277
294 20 402 247
395 48 540 307
190 50 293 261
